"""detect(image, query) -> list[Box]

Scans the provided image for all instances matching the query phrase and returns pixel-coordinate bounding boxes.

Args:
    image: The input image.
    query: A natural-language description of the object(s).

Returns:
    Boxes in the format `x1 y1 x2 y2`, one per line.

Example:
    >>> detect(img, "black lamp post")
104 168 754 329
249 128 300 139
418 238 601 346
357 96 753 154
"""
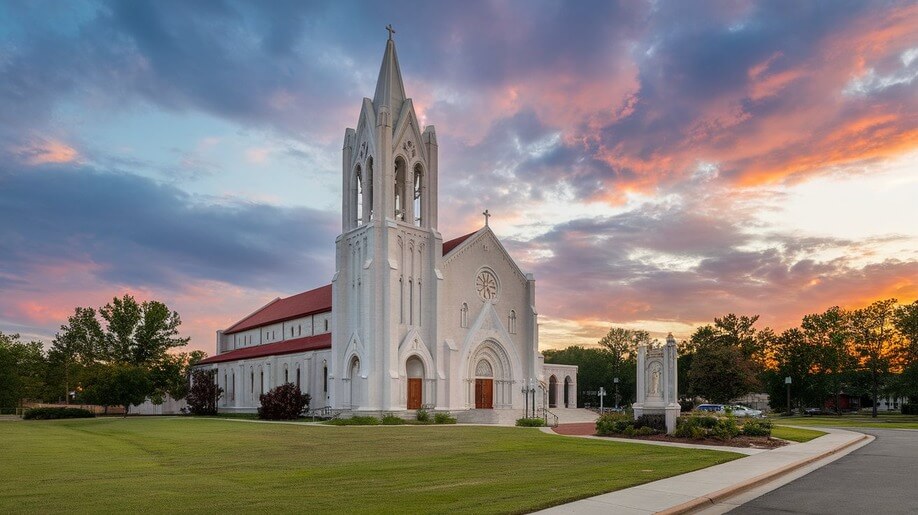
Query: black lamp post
521 381 530 418
785 376 792 416
614 377 620 409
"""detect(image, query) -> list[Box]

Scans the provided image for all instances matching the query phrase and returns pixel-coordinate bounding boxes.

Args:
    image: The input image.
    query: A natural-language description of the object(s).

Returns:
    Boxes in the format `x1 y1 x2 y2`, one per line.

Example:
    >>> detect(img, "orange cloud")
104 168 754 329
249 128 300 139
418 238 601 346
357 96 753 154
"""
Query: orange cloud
15 139 80 165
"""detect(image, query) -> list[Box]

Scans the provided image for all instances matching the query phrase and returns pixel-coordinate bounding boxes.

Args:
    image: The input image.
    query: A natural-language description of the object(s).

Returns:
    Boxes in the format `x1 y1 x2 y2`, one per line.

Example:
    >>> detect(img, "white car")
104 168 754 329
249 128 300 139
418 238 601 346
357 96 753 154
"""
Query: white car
729 405 763 417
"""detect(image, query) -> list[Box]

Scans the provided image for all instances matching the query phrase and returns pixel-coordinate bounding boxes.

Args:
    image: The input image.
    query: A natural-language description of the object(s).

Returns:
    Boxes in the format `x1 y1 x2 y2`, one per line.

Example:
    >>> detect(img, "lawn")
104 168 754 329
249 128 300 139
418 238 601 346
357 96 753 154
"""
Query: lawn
0 418 740 514
768 413 918 430
771 426 826 442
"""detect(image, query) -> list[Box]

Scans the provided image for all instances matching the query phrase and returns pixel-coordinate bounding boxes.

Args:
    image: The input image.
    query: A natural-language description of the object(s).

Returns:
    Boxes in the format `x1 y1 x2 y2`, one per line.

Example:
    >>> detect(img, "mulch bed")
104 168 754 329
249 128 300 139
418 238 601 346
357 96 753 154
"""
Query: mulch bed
552 422 788 449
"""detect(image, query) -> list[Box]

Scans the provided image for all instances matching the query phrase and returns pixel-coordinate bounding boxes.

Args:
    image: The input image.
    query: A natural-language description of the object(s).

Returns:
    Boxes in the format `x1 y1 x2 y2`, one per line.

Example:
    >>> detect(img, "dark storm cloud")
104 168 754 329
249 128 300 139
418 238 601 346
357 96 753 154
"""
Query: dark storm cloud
0 165 337 291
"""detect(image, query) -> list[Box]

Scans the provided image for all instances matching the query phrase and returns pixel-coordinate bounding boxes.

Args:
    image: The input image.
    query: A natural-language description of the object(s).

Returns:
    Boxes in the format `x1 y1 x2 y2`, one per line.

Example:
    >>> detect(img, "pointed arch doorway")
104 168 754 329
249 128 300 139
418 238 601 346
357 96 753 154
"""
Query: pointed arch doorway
474 359 493 409
406 356 424 410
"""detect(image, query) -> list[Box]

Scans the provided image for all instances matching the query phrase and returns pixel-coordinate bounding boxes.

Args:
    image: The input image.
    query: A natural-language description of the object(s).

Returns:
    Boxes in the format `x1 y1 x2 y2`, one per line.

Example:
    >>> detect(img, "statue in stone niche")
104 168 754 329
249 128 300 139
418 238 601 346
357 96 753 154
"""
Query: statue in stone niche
633 333 680 434
649 363 662 396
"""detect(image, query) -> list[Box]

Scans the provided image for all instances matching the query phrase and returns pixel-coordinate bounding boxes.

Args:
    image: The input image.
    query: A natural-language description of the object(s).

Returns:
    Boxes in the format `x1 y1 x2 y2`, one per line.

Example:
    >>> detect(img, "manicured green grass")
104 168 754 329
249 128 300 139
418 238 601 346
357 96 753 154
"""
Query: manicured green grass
0 418 740 514
771 426 826 442
769 413 918 430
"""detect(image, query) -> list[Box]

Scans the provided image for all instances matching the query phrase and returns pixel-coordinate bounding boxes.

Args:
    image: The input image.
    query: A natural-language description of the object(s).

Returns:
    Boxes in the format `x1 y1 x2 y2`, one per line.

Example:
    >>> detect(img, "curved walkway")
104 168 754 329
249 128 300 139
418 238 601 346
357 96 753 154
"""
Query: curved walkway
538 427 870 514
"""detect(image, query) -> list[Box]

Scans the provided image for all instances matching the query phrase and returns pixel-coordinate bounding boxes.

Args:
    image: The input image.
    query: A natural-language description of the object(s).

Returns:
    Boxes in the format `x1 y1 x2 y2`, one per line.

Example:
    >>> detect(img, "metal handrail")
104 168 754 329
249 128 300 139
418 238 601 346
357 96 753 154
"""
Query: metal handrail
538 407 559 427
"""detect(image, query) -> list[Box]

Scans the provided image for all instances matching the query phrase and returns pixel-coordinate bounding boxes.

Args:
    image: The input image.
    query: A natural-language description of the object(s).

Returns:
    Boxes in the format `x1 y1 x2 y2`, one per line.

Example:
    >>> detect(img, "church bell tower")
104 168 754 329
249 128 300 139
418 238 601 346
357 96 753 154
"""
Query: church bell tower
332 28 442 411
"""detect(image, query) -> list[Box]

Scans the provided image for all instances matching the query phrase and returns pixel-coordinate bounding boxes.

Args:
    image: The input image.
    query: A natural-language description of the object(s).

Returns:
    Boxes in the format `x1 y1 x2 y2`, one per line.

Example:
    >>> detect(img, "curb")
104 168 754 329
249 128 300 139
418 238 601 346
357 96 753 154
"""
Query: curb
657 431 871 514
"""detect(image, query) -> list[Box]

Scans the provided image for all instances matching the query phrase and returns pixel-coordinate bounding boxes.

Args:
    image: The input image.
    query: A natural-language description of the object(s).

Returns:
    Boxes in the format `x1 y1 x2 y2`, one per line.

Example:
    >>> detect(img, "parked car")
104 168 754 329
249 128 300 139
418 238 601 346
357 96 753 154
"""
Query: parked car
729 405 763 418
695 404 725 413
803 407 824 416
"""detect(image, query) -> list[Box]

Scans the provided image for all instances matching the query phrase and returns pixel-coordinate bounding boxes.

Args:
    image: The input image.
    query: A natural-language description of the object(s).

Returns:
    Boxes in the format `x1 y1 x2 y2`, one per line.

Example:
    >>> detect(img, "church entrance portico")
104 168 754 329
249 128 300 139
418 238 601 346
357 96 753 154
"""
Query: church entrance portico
466 339 515 409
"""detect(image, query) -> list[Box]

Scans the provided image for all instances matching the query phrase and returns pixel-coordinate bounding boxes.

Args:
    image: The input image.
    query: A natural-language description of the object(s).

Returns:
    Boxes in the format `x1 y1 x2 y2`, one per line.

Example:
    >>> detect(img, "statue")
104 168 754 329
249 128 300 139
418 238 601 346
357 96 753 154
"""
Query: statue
633 332 680 434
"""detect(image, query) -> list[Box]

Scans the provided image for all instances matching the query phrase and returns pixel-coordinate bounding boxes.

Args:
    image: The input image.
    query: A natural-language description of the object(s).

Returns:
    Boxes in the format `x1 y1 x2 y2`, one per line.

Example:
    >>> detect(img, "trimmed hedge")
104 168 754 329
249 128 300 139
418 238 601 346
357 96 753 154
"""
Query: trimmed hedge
415 408 431 423
23 407 95 420
516 417 546 427
327 416 380 425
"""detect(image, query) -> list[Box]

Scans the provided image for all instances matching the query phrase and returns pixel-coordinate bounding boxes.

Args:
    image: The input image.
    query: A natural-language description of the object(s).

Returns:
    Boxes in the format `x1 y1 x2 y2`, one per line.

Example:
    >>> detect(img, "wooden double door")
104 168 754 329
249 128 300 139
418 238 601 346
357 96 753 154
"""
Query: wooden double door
407 378 422 410
475 379 493 409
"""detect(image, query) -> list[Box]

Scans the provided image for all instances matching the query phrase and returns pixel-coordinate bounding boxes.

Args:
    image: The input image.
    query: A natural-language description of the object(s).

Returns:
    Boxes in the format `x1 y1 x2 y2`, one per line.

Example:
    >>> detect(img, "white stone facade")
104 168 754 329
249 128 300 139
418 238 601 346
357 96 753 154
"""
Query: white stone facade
196 35 576 415
633 333 680 433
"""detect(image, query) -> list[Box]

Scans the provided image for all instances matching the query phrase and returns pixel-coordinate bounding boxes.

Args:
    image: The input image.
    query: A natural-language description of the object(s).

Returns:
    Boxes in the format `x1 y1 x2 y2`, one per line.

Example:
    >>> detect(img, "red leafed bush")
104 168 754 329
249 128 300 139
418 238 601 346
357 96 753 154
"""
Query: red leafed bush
258 383 311 420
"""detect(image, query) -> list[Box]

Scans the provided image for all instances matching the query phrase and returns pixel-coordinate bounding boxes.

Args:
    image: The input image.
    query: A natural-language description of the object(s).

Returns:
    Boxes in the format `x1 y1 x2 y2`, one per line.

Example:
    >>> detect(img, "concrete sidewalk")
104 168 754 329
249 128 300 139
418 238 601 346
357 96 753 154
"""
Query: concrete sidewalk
537 427 870 514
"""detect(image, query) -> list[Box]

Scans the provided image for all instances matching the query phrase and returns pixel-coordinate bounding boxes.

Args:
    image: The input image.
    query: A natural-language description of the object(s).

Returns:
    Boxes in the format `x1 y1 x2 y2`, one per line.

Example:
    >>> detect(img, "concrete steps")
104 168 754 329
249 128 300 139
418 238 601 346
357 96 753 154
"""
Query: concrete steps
456 409 525 426
550 408 600 424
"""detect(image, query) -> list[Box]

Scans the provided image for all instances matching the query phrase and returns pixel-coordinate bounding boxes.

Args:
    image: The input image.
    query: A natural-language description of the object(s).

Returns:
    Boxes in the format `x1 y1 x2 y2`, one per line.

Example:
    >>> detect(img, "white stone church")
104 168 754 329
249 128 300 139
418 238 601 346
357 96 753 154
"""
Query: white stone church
197 34 577 418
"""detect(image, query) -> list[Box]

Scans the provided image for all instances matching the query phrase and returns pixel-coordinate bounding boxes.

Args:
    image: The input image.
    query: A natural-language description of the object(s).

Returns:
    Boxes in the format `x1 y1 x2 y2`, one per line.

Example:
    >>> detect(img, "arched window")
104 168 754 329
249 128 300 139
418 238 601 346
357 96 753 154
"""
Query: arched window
408 279 414 325
460 303 469 328
284 364 289 384
260 369 264 395
413 163 422 227
250 368 254 394
399 276 405 323
355 164 363 226
394 157 407 221
323 362 329 396
296 367 301 391
230 370 235 401
508 310 517 334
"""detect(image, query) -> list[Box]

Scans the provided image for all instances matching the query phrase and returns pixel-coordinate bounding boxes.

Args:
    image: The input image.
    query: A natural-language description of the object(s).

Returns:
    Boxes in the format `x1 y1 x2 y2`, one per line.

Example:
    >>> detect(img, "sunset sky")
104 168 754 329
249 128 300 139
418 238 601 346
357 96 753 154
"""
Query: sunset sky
1 0 916 354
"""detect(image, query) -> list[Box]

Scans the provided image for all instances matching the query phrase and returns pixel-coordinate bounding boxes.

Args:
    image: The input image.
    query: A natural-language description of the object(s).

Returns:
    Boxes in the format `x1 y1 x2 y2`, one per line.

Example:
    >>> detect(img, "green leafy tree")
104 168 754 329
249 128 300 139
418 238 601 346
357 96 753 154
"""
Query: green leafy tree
82 365 153 416
597 327 643 381
688 342 760 403
0 332 48 409
49 307 103 403
801 306 854 413
894 301 918 403
687 314 768 403
98 295 190 367
850 299 906 417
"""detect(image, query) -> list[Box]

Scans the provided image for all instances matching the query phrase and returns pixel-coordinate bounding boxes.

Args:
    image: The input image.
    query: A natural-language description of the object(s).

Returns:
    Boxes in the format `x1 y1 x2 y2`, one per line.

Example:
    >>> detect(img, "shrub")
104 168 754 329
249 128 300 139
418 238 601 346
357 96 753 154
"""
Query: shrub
515 417 546 427
415 408 431 422
634 414 666 432
328 416 380 425
187 369 223 416
23 407 94 420
678 399 695 412
675 415 739 440
381 413 405 425
902 404 918 415
257 383 311 420
741 419 773 437
434 412 457 424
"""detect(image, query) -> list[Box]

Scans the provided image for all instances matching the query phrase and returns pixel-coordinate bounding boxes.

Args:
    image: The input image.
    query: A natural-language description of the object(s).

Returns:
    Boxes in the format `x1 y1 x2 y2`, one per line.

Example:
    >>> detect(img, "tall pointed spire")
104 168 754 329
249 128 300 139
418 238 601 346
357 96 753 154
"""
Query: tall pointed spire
373 26 407 122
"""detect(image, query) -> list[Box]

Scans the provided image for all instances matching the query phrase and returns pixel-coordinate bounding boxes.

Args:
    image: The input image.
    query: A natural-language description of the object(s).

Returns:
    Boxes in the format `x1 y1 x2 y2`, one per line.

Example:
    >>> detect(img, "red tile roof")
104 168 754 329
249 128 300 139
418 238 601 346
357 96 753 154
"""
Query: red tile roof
221 231 478 336
443 230 478 255
199 333 332 365
224 284 332 334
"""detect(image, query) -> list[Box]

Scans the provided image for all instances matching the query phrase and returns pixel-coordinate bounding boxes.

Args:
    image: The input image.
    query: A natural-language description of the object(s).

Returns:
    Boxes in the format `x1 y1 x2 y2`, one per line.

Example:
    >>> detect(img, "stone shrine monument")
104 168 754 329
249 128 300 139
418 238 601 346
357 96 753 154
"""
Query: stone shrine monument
633 333 680 434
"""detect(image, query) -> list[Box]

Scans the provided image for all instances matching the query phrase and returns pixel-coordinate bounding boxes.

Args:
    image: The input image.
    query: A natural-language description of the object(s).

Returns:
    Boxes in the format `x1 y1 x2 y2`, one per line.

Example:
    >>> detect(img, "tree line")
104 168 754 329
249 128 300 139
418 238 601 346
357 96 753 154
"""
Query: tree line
0 295 203 414
545 299 918 417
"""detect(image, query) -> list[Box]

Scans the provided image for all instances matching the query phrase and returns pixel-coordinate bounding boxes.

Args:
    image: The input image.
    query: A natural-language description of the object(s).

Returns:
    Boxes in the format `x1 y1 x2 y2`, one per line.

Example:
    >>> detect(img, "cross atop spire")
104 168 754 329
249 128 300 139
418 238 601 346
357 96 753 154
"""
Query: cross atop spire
373 27 407 121
483 209 491 227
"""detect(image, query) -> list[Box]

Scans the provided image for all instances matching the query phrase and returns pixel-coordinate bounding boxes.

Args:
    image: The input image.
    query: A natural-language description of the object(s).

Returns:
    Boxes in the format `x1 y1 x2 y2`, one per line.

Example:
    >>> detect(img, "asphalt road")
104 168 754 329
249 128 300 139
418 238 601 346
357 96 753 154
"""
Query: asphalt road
730 428 918 515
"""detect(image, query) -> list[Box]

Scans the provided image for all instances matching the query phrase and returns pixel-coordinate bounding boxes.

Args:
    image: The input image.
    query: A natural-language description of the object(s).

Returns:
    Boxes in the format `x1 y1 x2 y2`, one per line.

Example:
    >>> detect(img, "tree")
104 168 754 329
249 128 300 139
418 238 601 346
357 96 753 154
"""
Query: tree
0 332 48 409
82 365 153 416
597 327 643 381
800 307 854 412
186 369 223 415
49 307 103 403
688 342 760 403
850 299 906 417
894 301 918 403
258 383 311 420
98 295 190 367
767 328 821 411
148 350 207 403
687 314 768 403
